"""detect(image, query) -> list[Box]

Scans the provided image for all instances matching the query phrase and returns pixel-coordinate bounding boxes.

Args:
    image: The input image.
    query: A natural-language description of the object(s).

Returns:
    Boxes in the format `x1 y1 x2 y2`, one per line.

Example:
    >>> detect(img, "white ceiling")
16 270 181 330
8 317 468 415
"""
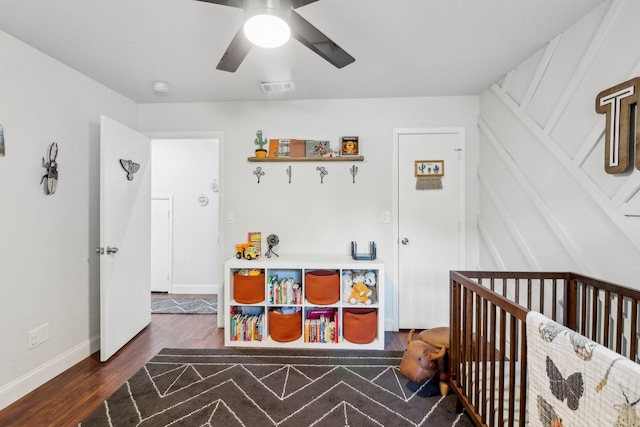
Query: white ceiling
0 0 606 104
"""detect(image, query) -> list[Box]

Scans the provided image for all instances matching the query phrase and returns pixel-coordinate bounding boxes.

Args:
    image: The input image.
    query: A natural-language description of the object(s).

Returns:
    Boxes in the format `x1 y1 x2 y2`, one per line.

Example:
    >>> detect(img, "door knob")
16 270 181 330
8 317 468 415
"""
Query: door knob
106 246 119 255
401 238 409 245
95 247 104 254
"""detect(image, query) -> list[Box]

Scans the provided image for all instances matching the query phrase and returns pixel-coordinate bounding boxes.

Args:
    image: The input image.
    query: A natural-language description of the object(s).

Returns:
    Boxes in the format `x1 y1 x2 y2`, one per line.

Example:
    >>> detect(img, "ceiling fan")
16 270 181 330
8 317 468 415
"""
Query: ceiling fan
197 0 355 72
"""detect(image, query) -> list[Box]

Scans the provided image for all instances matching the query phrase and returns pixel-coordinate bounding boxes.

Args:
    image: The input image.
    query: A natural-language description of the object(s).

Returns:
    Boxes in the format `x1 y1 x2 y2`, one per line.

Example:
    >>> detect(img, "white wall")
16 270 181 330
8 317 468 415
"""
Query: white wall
151 138 220 293
477 0 640 287
138 97 481 329
0 30 138 408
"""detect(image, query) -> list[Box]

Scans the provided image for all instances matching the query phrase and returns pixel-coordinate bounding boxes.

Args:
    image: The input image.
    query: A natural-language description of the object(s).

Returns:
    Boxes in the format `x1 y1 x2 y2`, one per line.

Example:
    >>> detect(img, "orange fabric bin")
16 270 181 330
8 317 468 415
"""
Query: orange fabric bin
269 310 302 342
305 270 339 305
234 272 265 304
343 308 378 344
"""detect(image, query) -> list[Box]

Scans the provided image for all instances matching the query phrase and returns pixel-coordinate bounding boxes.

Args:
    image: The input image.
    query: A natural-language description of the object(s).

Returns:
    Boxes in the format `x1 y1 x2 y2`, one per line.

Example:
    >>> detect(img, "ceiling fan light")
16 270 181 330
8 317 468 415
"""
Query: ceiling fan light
243 9 290 48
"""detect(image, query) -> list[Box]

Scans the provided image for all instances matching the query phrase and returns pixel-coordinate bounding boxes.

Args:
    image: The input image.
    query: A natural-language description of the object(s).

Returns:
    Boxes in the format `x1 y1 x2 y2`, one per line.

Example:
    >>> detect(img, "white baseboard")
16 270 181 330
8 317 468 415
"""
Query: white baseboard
170 283 218 295
0 335 100 411
385 317 395 332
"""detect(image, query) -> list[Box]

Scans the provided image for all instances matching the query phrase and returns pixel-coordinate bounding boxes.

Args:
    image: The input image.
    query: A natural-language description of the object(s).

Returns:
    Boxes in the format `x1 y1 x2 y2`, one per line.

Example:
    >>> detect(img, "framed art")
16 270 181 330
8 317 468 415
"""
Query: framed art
415 160 444 177
341 136 359 156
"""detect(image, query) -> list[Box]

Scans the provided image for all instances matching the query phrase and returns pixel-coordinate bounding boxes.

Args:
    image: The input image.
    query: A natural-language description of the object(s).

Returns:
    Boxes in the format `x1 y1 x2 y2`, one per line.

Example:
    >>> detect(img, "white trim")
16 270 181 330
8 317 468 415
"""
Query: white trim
145 130 225 329
521 33 562 111
544 0 625 135
0 336 100 410
392 127 466 332
478 115 592 273
170 283 218 294
489 84 640 254
151 194 174 293
477 168 540 270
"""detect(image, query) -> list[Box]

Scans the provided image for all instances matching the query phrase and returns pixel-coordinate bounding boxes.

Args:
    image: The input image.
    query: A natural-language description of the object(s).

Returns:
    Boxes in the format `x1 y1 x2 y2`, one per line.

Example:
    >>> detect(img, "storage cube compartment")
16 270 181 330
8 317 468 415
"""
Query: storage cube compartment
343 308 378 344
305 270 339 305
304 307 338 343
229 306 265 342
269 309 302 342
233 271 265 304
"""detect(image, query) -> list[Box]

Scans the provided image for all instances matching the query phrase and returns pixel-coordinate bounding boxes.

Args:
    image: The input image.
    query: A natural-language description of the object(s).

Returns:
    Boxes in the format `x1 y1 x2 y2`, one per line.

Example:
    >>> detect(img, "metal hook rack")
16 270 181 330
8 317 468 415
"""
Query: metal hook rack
253 166 265 184
316 166 328 184
350 165 358 183
286 165 292 183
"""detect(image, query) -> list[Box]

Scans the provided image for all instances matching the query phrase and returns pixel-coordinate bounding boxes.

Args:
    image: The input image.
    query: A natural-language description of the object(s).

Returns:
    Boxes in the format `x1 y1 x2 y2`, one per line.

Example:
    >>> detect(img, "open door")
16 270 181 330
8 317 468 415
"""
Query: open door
99 115 151 361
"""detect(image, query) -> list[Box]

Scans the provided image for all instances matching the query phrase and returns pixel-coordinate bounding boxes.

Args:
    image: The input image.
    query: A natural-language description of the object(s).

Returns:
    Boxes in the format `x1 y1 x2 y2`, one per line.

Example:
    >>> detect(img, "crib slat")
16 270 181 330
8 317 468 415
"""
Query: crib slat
580 283 587 335
481 298 488 423
551 278 558 321
497 309 506 427
473 293 481 409
591 288 598 342
519 320 527 427
604 290 611 348
489 304 497 427
616 295 624 354
631 300 638 362
508 314 516 426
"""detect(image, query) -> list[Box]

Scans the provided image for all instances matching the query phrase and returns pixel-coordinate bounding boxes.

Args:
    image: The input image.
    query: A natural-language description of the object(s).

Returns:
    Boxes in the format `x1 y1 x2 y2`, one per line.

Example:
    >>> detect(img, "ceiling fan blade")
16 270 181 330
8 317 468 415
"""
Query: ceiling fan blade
195 0 243 8
289 10 355 69
291 0 319 8
217 27 253 72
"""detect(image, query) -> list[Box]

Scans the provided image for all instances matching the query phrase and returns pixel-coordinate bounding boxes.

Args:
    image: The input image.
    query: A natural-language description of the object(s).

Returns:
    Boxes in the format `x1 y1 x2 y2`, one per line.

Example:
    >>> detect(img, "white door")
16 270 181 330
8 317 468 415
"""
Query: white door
396 129 464 329
151 196 172 292
100 115 151 362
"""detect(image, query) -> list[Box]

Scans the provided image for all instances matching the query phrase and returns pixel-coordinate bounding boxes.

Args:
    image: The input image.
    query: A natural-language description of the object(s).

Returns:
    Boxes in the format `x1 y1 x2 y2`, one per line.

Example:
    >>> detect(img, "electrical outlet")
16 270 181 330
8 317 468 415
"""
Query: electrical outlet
28 329 38 349
27 323 49 350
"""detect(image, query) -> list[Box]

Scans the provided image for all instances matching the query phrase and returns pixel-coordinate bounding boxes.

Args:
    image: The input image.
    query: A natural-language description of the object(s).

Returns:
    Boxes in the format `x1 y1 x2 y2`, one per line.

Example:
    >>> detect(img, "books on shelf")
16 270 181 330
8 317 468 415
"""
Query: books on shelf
230 307 264 342
304 308 339 344
248 232 261 258
268 276 302 304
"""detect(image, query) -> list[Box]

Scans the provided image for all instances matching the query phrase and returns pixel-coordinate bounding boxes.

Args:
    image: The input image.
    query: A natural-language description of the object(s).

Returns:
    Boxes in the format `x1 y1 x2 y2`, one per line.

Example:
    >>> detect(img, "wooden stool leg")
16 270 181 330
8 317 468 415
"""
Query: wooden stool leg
438 351 450 396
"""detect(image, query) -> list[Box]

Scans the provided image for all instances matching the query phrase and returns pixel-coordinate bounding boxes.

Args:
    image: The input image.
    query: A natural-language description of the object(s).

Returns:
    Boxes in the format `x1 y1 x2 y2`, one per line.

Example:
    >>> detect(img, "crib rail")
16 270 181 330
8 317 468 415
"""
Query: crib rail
449 271 640 427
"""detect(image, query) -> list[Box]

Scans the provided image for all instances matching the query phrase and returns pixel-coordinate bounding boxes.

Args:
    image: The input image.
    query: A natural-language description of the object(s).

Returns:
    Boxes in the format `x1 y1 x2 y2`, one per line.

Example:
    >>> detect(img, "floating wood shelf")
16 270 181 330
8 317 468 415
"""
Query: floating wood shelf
248 156 364 162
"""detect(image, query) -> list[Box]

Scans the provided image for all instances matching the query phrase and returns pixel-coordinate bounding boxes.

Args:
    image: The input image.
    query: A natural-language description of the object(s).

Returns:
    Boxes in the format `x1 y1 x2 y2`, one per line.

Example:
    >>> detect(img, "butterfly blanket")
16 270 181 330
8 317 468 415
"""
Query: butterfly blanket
526 311 640 427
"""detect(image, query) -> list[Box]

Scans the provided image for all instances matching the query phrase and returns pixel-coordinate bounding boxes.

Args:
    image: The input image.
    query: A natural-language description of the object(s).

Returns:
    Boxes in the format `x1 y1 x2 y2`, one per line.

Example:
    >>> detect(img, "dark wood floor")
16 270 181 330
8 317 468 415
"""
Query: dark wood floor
0 312 409 427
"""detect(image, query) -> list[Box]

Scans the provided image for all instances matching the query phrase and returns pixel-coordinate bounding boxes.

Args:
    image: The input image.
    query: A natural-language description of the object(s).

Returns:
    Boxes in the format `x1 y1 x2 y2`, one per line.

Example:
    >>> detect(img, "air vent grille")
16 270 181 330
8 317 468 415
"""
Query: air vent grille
260 81 295 93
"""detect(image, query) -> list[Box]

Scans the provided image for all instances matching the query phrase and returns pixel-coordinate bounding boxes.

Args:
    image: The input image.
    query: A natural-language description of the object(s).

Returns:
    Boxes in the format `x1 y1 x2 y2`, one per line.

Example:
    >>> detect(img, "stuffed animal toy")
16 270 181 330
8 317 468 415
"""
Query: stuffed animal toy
399 327 450 396
351 271 365 284
342 272 354 303
364 271 376 287
348 282 372 305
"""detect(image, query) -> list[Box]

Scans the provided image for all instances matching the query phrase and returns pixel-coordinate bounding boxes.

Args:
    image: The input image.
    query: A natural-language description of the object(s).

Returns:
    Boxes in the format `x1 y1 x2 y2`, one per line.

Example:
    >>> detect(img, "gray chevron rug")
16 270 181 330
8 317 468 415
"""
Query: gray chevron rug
80 348 472 426
151 296 217 314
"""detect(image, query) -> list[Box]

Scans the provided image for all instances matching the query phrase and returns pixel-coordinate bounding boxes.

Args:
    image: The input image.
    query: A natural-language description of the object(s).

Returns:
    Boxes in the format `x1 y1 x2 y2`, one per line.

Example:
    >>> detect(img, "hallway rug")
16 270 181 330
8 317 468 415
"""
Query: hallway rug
79 348 472 426
151 296 217 314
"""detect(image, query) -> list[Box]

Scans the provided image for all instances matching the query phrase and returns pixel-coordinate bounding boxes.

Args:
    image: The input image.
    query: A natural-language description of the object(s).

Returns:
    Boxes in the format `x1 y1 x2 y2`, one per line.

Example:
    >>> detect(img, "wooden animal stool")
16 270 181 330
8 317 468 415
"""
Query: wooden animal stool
400 326 450 396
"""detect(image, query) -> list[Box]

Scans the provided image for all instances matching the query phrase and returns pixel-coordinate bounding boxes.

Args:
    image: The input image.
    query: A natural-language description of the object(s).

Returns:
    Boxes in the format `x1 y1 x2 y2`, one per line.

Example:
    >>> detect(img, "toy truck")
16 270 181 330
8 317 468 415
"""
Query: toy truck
235 243 260 260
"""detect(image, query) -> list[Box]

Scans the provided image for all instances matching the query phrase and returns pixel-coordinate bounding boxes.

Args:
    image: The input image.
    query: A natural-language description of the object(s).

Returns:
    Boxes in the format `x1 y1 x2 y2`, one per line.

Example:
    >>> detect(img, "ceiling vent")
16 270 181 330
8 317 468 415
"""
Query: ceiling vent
260 81 295 93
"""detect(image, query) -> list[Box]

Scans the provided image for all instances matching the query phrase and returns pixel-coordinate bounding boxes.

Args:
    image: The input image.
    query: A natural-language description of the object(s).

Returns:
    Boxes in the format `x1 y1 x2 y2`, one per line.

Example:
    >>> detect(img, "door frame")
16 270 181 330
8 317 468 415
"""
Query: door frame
392 127 466 331
151 194 173 293
145 131 225 328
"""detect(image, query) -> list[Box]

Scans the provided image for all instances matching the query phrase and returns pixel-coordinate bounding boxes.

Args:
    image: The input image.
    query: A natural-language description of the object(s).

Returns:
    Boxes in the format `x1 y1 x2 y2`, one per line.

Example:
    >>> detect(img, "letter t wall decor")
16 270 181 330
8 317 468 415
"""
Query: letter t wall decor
595 77 640 174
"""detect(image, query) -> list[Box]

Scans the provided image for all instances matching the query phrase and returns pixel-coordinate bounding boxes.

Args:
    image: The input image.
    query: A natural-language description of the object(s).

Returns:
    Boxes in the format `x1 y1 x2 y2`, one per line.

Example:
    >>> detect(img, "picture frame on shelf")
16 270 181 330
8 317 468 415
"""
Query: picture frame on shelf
341 136 359 156
305 140 330 157
415 160 444 177
277 139 290 157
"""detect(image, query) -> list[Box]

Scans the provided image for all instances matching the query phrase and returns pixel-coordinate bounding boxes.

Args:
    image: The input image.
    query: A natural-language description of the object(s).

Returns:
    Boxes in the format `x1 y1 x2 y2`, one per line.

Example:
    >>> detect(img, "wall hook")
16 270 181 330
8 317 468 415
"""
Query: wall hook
316 166 328 184
286 165 292 183
350 165 358 183
253 166 265 184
